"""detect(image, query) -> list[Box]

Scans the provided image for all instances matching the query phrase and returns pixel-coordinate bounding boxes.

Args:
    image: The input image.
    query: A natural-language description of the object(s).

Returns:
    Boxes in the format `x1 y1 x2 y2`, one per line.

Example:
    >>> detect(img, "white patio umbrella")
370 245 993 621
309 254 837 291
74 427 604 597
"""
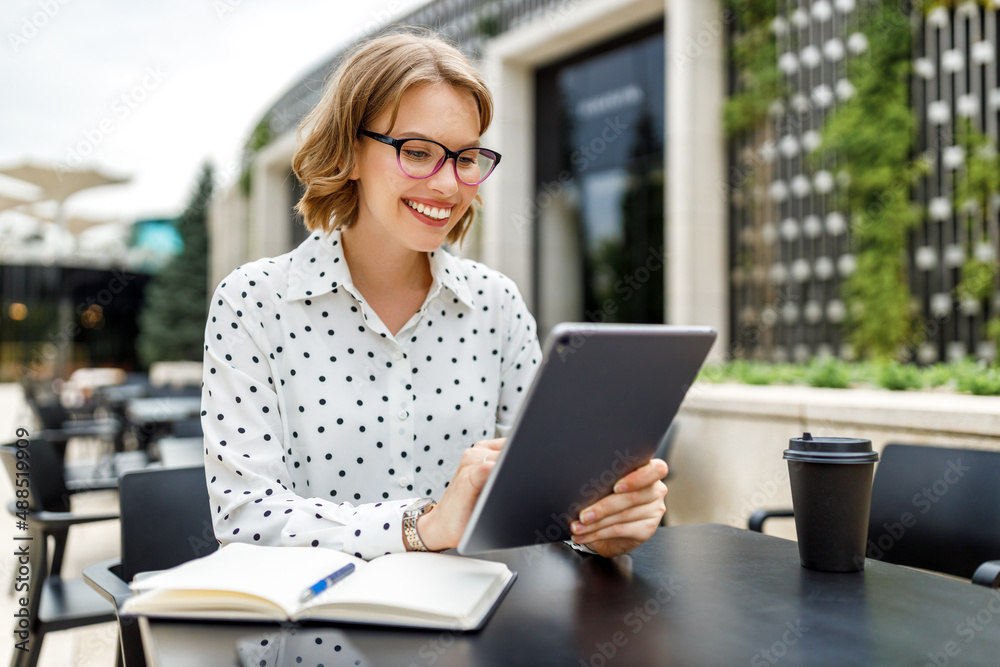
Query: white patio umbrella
0 191 37 213
35 212 118 236
0 161 130 237
0 161 130 210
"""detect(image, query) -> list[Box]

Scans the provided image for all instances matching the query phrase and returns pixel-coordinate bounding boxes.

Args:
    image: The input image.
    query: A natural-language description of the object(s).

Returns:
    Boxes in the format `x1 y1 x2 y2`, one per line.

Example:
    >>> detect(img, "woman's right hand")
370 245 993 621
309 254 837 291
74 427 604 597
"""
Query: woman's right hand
412 438 505 552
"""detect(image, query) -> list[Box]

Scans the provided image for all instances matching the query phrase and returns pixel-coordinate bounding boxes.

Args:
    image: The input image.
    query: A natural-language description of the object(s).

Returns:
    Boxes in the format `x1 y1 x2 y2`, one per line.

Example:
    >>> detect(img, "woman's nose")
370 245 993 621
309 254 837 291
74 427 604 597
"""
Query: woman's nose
426 159 460 195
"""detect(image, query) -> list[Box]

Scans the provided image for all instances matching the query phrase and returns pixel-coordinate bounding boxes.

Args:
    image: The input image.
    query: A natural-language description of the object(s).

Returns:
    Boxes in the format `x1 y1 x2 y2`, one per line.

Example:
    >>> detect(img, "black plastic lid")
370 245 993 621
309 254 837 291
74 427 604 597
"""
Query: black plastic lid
783 432 879 464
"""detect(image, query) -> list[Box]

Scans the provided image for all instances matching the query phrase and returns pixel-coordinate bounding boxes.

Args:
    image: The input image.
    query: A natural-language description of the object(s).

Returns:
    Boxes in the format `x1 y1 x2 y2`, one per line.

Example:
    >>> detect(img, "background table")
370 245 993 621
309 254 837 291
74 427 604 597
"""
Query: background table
140 524 1000 666
125 397 202 425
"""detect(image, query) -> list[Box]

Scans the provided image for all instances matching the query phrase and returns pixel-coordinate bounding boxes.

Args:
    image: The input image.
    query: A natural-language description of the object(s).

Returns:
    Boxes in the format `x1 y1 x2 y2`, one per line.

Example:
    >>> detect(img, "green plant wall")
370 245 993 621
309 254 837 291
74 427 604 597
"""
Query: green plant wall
818 1 922 360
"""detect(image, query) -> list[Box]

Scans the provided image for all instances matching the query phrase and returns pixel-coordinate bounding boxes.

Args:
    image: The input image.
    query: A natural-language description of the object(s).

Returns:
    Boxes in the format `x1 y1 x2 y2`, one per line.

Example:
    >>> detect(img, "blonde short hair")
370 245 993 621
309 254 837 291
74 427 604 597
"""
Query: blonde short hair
292 30 494 246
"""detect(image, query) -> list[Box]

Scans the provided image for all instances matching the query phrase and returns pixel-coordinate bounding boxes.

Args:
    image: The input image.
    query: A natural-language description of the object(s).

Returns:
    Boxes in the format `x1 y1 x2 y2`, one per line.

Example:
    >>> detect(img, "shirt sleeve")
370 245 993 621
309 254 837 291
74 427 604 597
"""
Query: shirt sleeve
201 271 417 560
494 280 543 438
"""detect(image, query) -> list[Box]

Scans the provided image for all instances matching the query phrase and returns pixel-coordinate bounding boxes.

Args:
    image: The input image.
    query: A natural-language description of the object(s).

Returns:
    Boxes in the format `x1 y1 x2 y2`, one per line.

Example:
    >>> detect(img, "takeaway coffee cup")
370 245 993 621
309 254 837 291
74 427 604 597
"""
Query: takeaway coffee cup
783 433 879 572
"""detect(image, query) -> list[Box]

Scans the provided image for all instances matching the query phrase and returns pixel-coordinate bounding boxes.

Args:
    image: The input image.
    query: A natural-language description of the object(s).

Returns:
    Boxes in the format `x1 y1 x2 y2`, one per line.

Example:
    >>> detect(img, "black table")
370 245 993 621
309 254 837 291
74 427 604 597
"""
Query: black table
139 524 1000 666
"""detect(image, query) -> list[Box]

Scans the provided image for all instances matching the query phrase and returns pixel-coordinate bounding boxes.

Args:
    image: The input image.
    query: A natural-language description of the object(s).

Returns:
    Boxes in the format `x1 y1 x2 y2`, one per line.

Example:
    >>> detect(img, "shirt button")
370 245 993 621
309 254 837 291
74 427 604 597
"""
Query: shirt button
398 410 409 420
393 350 403 360
398 477 409 487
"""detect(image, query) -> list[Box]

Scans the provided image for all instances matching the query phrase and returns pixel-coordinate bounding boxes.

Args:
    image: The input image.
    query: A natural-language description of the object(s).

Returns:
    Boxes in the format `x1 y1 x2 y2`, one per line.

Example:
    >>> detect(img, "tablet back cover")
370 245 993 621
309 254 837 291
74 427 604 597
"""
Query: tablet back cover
458 323 716 554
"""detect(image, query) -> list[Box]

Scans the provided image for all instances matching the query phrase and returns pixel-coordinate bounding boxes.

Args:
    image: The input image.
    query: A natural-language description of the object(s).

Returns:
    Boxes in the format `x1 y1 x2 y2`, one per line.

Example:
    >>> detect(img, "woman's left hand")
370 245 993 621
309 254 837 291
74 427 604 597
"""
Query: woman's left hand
569 458 668 558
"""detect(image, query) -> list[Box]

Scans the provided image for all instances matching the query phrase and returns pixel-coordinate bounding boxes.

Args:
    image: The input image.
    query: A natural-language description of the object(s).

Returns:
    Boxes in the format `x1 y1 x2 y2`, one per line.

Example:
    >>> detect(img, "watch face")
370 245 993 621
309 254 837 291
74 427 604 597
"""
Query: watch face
406 498 434 515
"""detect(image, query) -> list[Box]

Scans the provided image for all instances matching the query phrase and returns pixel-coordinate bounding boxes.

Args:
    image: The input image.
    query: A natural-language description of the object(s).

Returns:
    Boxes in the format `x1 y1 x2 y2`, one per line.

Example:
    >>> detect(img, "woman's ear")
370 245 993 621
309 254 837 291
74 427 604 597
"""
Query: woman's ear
346 141 361 181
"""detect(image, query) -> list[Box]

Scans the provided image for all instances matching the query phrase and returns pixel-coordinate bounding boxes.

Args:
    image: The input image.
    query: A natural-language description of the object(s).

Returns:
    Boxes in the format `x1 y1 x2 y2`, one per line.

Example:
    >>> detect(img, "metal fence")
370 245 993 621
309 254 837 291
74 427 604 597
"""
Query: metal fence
912 3 1000 363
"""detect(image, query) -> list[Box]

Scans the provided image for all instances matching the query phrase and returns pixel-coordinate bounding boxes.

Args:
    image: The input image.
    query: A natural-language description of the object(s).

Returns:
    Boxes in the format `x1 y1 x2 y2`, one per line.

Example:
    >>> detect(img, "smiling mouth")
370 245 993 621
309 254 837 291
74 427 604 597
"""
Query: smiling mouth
405 199 452 221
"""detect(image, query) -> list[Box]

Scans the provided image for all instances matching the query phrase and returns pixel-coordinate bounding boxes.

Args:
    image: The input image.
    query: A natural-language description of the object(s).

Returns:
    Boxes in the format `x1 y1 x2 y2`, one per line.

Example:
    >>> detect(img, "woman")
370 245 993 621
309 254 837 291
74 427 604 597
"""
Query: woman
201 30 668 560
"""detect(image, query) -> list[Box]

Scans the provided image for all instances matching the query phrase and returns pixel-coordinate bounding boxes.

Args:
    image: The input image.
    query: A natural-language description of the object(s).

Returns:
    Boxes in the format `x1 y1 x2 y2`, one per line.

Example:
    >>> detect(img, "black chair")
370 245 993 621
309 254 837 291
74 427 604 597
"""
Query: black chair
84 466 218 667
168 418 203 438
22 378 122 453
749 443 1000 588
0 439 119 667
144 384 203 399
21 377 141 492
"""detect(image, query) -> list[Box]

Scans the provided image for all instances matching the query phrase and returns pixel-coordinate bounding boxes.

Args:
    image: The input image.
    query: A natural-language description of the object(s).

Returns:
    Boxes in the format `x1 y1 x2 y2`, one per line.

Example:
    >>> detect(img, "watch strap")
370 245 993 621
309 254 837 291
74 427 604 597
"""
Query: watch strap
403 500 436 552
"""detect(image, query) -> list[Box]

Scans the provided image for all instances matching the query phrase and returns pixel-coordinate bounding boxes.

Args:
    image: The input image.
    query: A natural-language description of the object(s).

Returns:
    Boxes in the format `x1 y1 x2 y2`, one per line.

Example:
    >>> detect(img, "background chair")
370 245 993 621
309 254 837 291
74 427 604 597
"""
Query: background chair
0 439 118 667
165 418 203 438
85 465 217 667
749 443 1000 588
21 377 123 454
20 376 144 492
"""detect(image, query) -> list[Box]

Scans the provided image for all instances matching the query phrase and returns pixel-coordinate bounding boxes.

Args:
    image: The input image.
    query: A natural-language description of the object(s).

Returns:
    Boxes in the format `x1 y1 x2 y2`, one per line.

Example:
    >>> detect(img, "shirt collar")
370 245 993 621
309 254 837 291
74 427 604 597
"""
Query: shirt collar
286 229 353 301
286 228 476 309
428 246 476 309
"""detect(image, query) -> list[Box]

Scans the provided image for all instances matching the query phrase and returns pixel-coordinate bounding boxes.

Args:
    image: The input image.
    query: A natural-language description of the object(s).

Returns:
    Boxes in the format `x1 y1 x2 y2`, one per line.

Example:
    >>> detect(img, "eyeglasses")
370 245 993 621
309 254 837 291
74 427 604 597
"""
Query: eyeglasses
359 130 501 186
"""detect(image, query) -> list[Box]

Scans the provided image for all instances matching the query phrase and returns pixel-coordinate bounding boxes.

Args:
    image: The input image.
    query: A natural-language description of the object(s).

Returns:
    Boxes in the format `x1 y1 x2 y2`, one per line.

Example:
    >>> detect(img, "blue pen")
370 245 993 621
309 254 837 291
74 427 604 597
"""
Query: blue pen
299 563 356 602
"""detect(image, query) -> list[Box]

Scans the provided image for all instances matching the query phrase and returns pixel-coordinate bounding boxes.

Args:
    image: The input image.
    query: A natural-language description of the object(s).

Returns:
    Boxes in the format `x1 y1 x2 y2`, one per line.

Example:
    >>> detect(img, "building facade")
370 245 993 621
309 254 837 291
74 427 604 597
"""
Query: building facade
211 0 1000 365
208 0 729 356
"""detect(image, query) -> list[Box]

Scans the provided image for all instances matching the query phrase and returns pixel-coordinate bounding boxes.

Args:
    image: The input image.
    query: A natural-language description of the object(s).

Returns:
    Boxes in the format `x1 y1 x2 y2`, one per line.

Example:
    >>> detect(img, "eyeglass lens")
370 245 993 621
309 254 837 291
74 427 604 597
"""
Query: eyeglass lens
397 139 497 185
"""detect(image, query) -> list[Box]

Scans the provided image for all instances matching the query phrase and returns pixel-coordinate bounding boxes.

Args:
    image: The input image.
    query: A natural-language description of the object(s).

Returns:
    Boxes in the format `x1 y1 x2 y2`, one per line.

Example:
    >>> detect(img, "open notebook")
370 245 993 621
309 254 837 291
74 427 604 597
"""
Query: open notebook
123 542 515 631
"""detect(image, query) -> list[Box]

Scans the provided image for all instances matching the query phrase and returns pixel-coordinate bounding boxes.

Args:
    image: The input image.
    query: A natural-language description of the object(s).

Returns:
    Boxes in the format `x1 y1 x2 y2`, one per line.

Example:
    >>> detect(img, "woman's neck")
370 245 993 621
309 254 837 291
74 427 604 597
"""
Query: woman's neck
340 223 432 301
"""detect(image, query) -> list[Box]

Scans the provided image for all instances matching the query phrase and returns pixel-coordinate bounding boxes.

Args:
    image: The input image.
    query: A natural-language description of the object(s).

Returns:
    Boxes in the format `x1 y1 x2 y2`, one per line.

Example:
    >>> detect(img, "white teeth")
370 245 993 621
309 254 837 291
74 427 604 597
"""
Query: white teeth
406 199 450 220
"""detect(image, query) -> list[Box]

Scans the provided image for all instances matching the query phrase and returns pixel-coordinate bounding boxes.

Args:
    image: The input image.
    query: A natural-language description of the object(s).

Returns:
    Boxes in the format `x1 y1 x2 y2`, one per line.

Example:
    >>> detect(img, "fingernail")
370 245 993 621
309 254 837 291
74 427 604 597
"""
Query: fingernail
581 511 595 523
571 522 583 533
614 482 627 493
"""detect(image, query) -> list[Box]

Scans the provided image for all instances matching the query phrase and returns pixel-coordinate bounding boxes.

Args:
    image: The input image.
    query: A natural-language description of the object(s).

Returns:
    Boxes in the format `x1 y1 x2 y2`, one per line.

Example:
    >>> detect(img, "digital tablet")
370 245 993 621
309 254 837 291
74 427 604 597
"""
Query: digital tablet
457 323 717 555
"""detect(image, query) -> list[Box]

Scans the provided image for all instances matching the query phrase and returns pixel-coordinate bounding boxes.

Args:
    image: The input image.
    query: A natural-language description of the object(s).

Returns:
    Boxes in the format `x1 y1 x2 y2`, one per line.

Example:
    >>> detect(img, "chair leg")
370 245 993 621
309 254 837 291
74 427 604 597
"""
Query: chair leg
8 632 42 667
119 615 147 667
48 529 70 578
12 528 47 667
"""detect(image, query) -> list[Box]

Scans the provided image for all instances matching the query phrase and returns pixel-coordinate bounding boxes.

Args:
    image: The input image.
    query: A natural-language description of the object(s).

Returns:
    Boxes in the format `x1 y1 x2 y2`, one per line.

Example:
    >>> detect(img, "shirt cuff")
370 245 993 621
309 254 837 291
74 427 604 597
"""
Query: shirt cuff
343 498 417 560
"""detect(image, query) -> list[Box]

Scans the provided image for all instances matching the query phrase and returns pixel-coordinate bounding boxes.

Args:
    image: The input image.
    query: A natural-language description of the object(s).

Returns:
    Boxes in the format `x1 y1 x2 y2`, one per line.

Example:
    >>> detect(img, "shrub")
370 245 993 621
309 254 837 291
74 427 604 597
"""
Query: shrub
877 362 923 391
805 357 852 389
921 363 954 388
956 366 1000 396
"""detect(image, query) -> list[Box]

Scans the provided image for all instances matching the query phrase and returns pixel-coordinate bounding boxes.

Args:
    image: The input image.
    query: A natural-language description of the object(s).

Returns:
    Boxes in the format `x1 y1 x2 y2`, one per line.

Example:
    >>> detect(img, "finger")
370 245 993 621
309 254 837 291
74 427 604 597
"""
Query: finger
460 440 505 470
471 438 505 452
578 481 667 524
572 517 661 546
468 458 495 491
572 512 663 544
612 458 668 494
572 497 666 538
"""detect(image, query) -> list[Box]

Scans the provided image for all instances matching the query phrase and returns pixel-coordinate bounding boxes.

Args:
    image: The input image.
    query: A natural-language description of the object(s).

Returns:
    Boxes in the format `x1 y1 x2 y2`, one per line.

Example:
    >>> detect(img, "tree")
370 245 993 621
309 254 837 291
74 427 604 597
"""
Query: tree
137 163 213 367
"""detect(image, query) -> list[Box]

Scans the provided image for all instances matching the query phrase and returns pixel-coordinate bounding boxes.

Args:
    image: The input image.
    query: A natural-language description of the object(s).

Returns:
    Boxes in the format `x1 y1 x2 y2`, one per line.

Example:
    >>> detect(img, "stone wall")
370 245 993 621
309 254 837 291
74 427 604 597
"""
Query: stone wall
666 382 1000 540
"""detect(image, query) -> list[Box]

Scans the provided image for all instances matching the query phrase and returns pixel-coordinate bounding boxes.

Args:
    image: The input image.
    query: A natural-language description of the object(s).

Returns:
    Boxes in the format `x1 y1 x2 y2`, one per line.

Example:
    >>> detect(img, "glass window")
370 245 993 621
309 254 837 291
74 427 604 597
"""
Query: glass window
534 23 665 335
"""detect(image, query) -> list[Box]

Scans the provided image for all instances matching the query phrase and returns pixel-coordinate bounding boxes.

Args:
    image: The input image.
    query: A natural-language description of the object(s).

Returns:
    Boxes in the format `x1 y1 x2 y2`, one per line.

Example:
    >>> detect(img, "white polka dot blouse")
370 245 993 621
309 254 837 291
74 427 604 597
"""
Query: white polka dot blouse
201 229 542 560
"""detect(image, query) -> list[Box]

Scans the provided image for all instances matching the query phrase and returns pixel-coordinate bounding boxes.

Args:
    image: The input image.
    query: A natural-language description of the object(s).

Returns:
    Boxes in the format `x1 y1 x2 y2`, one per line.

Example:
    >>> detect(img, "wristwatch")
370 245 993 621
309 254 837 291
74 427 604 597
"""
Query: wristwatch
403 498 437 552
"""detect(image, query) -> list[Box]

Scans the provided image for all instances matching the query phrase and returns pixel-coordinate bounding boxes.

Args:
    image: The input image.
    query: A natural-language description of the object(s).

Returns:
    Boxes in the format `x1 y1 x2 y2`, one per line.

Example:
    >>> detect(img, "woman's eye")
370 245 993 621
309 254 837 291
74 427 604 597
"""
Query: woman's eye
403 150 431 160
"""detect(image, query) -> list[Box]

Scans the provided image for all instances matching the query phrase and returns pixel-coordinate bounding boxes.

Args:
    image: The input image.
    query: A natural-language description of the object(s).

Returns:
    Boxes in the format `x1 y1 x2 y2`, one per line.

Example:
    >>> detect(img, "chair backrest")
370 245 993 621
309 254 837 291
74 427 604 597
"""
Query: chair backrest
867 443 1000 579
119 466 218 582
169 418 204 438
145 384 202 399
0 438 71 512
27 395 71 431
